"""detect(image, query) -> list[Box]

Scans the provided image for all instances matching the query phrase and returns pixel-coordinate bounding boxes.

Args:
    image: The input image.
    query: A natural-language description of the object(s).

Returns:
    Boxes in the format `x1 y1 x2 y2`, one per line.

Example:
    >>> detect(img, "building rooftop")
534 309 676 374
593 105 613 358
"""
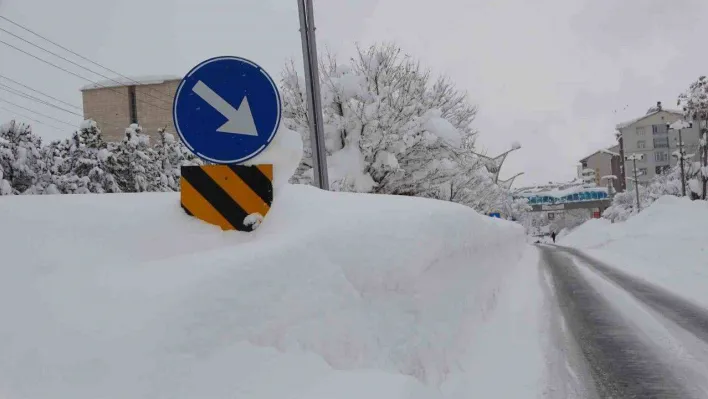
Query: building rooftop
615 108 683 130
80 75 182 91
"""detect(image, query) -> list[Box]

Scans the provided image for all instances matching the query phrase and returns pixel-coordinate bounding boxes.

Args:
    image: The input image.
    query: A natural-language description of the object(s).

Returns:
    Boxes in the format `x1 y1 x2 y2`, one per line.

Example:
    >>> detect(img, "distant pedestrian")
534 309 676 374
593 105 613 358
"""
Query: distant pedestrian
551 231 557 243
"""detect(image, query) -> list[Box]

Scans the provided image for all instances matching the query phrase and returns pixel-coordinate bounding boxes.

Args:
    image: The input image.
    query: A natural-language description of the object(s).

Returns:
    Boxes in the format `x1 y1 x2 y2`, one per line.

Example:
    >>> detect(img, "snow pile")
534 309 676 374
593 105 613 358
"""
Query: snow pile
243 126 303 192
562 195 708 307
0 184 528 398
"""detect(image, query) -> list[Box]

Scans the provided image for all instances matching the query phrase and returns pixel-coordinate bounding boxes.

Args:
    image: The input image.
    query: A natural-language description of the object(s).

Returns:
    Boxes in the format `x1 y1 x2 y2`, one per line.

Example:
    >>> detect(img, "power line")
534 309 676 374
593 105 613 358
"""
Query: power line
0 98 77 128
0 84 127 131
0 105 67 132
0 15 175 104
0 74 83 111
0 26 173 107
0 39 171 113
0 83 83 117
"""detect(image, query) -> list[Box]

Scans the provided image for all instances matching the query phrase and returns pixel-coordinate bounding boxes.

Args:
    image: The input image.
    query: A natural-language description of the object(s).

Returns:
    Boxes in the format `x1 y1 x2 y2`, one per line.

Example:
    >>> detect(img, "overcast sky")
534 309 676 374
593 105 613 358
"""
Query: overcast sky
1 0 707 185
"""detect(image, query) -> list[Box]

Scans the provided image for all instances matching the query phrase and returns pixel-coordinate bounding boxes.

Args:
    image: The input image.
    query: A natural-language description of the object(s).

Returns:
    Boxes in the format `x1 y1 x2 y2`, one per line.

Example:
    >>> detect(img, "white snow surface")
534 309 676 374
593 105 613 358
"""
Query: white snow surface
80 75 181 90
423 112 462 147
561 195 708 307
669 119 693 130
0 184 534 398
242 126 303 193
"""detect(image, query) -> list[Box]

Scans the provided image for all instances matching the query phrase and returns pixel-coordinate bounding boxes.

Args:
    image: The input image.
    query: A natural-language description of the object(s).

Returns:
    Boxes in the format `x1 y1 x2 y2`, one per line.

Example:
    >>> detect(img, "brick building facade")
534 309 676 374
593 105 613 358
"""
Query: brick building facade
81 76 181 143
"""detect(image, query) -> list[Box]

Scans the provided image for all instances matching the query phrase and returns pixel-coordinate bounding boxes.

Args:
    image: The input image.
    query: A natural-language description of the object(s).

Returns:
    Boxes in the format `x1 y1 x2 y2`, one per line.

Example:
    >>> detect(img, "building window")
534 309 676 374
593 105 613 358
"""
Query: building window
638 168 648 176
636 126 646 136
655 165 670 175
637 140 646 149
652 124 668 135
653 137 669 148
654 151 668 162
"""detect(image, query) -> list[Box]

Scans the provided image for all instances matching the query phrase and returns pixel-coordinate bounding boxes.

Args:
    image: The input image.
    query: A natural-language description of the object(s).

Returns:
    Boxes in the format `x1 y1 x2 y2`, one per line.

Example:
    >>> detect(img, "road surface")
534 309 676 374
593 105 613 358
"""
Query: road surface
539 244 708 399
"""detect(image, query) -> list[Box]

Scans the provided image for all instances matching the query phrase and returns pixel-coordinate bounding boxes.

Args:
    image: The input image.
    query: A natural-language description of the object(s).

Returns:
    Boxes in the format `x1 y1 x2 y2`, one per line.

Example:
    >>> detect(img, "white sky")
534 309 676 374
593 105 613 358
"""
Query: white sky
1 0 707 185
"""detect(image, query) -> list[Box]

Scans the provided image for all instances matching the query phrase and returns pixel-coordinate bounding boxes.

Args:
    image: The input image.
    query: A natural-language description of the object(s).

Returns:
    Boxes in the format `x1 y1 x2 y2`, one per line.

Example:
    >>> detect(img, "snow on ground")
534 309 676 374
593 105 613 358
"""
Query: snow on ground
441 247 548 398
0 181 539 398
561 195 708 308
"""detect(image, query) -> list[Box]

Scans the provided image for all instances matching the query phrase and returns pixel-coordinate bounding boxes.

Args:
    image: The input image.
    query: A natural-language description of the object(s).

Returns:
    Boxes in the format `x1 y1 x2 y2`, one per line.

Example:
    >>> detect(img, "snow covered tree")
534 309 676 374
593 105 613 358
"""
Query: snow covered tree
283 43 479 198
152 128 202 191
49 121 121 194
0 120 49 195
678 76 708 199
603 160 703 222
107 124 157 193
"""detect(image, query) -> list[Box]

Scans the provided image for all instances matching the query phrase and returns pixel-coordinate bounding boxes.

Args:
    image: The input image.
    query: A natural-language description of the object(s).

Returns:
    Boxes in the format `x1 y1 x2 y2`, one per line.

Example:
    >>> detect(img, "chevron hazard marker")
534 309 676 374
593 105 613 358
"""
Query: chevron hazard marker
180 164 273 231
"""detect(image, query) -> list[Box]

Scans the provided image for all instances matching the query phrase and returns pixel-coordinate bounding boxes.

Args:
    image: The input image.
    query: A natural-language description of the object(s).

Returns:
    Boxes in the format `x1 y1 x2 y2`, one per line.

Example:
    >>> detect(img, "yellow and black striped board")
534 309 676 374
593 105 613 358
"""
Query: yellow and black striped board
180 164 273 231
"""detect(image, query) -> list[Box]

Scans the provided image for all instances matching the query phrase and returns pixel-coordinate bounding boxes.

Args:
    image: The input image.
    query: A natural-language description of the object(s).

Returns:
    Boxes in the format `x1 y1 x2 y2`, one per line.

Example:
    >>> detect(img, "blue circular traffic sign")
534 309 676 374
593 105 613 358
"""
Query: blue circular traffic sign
173 56 282 164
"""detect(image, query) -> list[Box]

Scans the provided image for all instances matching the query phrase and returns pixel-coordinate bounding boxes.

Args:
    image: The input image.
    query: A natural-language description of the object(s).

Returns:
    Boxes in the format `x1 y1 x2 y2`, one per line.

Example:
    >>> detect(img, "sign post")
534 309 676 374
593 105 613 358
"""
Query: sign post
297 0 330 190
173 56 280 231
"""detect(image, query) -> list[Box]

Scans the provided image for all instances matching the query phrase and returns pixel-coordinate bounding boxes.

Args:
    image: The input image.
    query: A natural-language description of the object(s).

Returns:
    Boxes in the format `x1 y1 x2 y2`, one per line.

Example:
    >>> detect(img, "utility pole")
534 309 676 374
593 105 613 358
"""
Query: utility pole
669 120 692 197
626 153 643 212
678 129 687 197
702 130 707 200
297 0 329 190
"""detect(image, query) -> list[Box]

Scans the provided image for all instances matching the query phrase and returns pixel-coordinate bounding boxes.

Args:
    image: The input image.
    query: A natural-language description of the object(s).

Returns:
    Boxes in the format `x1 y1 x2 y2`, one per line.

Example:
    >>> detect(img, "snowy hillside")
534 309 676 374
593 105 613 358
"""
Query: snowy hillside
0 184 540 398
561 196 708 308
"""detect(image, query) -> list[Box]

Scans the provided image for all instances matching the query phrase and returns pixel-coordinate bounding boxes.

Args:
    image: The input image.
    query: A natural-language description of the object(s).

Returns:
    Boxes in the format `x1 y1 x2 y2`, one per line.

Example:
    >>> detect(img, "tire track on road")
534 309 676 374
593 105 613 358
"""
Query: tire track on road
560 246 708 345
540 246 693 398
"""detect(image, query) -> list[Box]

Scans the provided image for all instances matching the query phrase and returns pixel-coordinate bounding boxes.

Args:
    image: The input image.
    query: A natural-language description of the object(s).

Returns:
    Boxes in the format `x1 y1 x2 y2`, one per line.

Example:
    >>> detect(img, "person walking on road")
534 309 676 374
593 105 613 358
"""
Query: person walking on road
551 231 557 243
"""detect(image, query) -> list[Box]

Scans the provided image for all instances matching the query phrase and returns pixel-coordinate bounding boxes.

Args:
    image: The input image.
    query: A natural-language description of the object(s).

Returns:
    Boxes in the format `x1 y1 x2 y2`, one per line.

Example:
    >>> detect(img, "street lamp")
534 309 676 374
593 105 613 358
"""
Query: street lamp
625 153 644 211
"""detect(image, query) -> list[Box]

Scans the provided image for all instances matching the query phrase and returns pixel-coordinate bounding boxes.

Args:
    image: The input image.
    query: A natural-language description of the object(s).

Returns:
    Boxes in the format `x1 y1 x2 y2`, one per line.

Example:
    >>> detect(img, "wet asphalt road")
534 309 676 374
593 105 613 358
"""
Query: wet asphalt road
540 245 708 399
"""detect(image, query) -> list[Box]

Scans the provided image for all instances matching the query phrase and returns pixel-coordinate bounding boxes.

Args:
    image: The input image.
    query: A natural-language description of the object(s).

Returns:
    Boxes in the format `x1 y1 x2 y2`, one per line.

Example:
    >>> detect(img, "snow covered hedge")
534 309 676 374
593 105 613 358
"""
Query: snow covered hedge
0 120 201 195
0 117 524 217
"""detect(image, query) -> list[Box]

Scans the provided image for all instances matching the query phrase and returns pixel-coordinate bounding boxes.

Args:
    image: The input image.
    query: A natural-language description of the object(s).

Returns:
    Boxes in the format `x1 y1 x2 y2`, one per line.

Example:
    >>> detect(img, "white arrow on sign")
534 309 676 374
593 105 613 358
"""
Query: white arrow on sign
192 80 258 136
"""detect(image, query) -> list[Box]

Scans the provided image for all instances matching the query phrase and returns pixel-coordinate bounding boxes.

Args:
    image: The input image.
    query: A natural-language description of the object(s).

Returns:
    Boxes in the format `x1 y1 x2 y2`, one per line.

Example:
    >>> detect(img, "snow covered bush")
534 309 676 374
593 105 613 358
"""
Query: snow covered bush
0 119 208 196
0 121 48 195
46 120 121 194
603 161 704 222
152 128 202 192
107 124 157 193
282 43 483 202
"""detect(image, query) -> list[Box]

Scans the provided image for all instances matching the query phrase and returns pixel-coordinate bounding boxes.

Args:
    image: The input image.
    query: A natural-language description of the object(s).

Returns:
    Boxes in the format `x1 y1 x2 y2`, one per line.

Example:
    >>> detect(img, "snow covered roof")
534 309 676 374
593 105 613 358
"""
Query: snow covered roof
516 185 608 199
514 179 585 195
579 145 620 162
80 75 182 91
615 109 684 130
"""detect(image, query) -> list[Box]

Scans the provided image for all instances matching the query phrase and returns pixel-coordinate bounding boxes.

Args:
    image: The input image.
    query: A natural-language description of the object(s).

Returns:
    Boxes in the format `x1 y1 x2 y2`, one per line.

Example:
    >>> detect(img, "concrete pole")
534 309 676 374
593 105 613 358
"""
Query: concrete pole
703 129 707 200
632 158 641 212
678 129 686 197
297 0 329 190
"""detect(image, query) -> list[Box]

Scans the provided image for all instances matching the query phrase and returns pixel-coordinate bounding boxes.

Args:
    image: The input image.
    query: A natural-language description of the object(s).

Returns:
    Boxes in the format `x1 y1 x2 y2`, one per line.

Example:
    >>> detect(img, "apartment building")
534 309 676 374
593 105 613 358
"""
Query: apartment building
81 76 181 142
615 102 703 187
578 143 623 193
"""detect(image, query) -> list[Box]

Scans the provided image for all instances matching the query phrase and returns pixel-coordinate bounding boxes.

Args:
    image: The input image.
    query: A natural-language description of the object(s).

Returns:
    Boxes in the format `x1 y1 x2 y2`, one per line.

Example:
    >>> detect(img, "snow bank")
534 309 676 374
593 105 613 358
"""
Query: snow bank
0 184 527 398
561 196 708 307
